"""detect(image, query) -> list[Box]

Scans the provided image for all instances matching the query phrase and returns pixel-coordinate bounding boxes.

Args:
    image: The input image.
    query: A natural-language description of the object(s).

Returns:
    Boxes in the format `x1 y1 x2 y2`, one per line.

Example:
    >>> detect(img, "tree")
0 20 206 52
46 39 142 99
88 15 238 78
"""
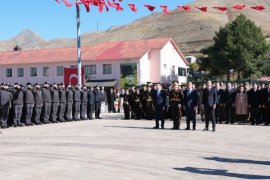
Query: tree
201 14 270 80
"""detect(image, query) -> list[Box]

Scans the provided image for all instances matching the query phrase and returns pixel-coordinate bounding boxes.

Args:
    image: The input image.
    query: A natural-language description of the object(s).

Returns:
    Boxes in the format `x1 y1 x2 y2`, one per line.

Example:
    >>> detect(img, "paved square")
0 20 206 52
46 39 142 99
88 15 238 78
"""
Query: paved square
0 114 269 180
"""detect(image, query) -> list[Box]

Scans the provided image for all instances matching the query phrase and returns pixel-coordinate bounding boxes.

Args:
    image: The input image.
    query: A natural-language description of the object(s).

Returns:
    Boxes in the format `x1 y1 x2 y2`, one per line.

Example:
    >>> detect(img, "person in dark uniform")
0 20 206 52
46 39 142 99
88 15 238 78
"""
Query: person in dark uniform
134 87 143 120
66 83 74 121
73 84 81 121
107 88 115 113
50 83 59 123
224 83 235 124
87 86 95 119
12 84 24 127
33 83 43 125
140 85 147 119
145 85 154 120
153 82 166 129
58 83 66 122
248 83 261 125
259 83 267 124
129 86 136 119
80 85 88 120
122 89 131 119
183 82 199 130
215 82 225 124
24 82 34 126
169 81 183 130
264 83 270 126
41 82 52 124
0 83 12 129
94 85 102 119
202 80 217 131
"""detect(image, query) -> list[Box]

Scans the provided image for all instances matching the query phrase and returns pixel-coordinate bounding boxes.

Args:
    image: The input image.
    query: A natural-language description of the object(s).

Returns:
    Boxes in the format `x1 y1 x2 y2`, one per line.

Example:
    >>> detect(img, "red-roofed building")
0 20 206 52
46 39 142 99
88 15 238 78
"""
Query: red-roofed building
0 38 189 87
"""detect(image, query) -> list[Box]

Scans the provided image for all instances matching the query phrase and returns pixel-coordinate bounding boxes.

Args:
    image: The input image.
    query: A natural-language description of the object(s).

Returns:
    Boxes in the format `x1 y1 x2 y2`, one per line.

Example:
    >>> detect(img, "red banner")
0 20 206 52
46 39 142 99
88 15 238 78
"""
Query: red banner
64 67 84 86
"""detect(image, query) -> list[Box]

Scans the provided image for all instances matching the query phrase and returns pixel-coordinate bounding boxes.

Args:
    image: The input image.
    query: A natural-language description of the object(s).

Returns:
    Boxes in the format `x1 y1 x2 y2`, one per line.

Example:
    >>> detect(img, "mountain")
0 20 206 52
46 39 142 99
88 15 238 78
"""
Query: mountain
0 0 270 55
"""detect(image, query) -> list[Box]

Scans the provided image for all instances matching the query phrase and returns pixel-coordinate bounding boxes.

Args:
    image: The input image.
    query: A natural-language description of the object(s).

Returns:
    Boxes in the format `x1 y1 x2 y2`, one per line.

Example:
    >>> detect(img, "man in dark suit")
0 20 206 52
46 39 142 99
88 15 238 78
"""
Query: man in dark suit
183 82 199 130
202 80 217 131
248 83 261 125
153 82 166 129
87 86 95 119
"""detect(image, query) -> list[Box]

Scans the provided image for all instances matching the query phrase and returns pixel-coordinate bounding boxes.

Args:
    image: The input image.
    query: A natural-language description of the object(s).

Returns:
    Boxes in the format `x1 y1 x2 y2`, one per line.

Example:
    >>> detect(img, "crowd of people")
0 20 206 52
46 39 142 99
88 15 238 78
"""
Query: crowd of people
0 80 270 131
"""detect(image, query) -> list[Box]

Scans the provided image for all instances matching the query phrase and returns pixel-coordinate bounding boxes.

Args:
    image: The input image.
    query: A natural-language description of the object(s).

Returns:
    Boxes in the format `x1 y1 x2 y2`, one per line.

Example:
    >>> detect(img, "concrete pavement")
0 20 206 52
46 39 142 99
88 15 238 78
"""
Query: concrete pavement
0 113 269 180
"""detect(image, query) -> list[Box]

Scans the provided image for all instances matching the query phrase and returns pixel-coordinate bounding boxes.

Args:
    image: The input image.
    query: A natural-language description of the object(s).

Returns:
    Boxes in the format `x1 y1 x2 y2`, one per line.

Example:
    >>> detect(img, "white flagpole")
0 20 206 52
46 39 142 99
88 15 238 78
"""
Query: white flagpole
76 2 82 87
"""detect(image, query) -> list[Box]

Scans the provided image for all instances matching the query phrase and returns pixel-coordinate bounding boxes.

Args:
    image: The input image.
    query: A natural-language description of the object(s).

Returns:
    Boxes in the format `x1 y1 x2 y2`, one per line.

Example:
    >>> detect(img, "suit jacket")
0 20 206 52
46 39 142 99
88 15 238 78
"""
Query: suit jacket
153 90 166 108
248 89 261 108
202 87 217 107
183 89 199 109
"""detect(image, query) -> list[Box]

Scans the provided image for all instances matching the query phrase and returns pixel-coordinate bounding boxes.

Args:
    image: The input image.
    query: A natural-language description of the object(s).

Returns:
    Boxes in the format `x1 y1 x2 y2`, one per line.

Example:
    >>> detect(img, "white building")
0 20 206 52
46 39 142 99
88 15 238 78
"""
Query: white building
0 38 189 88
185 56 196 64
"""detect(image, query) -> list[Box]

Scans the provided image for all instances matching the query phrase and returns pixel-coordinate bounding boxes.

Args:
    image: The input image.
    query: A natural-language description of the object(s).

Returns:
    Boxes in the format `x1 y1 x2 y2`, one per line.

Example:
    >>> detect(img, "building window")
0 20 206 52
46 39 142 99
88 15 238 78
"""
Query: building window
43 67 49 76
178 67 187 76
103 64 112 74
17 68 24 77
57 66 64 76
85 65 96 75
6 68 12 77
171 66 176 74
30 67 37 77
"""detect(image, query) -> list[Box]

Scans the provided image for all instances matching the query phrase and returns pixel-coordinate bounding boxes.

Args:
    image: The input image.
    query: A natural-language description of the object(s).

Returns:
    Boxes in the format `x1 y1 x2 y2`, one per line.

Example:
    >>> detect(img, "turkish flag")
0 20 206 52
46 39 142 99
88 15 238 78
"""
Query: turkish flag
64 67 85 86
113 3 123 11
232 4 246 10
160 5 169 15
144 4 156 12
80 0 91 12
177 6 191 11
251 6 265 11
213 6 227 11
128 4 138 12
62 0 72 7
196 6 207 12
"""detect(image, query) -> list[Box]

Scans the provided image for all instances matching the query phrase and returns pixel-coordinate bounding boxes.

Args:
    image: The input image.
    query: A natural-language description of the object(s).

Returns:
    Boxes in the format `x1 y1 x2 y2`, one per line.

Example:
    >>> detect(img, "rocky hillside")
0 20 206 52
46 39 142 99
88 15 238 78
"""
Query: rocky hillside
0 0 270 55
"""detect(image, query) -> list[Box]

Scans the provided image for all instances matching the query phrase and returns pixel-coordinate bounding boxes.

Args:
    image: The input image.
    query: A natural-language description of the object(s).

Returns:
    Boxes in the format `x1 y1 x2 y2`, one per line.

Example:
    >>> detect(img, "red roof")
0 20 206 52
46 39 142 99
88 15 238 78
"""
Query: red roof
0 38 188 65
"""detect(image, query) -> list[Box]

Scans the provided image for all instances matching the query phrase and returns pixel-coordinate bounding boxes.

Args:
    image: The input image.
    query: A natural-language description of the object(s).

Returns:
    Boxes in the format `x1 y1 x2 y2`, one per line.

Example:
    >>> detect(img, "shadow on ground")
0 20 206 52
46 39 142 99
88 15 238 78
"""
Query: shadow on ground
203 156 270 166
173 167 270 179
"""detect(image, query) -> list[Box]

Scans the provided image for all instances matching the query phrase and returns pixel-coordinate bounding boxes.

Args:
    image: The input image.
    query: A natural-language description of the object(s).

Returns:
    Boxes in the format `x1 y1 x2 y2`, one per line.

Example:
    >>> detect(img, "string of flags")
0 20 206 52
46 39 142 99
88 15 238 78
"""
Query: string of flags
55 0 266 15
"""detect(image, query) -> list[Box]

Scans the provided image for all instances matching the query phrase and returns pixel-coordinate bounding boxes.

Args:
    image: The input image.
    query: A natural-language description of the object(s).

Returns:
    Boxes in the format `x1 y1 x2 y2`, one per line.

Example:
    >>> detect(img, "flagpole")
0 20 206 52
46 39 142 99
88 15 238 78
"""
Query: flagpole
76 2 82 87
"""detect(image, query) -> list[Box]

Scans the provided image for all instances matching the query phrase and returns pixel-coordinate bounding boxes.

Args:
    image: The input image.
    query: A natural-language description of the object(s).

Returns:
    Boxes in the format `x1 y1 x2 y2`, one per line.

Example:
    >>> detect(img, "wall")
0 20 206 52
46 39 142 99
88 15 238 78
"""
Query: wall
149 49 161 83
160 41 188 84
139 52 150 84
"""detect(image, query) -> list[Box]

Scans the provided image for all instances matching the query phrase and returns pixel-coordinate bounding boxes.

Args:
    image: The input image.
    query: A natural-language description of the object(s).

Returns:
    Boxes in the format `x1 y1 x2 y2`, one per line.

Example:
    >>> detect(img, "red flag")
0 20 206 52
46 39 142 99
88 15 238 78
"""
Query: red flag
251 6 265 11
80 0 90 12
144 4 156 12
62 0 72 7
118 0 123 2
196 6 207 12
113 3 123 11
107 0 114 7
55 0 61 4
160 5 169 15
177 6 191 11
128 4 138 12
213 6 227 11
232 4 246 10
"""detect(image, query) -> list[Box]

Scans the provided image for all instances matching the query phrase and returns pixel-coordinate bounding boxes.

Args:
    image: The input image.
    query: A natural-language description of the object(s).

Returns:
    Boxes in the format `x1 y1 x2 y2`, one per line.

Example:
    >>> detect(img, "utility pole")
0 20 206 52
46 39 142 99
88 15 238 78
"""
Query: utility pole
76 2 82 87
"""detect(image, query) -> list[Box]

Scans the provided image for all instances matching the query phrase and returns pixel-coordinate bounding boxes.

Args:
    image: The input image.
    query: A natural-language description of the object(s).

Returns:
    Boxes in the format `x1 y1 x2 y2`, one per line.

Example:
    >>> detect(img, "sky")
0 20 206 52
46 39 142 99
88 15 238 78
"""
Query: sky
0 0 194 41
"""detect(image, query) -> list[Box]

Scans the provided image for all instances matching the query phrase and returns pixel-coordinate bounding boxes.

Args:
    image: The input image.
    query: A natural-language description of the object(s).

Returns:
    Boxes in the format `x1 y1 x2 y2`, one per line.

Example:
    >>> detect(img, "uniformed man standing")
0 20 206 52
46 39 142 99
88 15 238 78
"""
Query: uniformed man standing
0 83 12 128
42 82 52 124
12 84 24 127
58 83 66 122
153 82 166 129
73 84 81 121
87 86 95 119
33 83 43 125
50 83 59 123
24 83 34 126
169 81 183 130
66 83 74 121
123 89 131 119
134 87 143 120
145 85 154 120
80 85 88 120
94 85 102 119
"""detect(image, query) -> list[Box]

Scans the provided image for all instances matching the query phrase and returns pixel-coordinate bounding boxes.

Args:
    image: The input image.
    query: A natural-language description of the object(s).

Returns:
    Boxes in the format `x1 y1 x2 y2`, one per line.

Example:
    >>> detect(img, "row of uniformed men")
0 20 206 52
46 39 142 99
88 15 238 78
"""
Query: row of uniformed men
0 82 105 129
